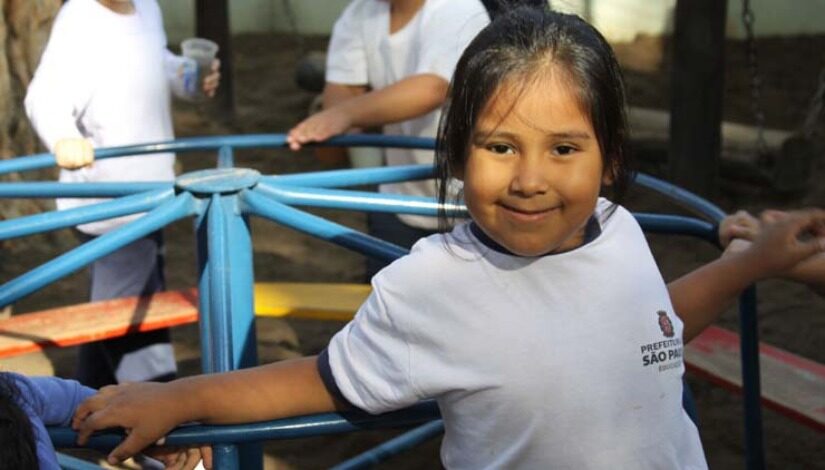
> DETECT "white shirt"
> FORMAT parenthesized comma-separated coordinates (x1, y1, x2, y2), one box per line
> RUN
(25, 0, 185, 234)
(327, 200, 708, 469)
(326, 0, 489, 229)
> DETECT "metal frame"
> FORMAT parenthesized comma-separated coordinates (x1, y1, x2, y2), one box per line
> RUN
(0, 134, 763, 470)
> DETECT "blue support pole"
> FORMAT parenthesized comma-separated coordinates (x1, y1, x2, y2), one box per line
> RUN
(633, 212, 719, 245)
(194, 205, 215, 374)
(633, 173, 727, 222)
(0, 193, 195, 307)
(205, 193, 261, 470)
(331, 420, 445, 470)
(256, 182, 464, 217)
(243, 189, 407, 263)
(0, 189, 173, 241)
(739, 286, 764, 470)
(0, 182, 170, 198)
(49, 401, 442, 449)
(269, 164, 434, 189)
(204, 194, 243, 470)
(217, 145, 235, 169)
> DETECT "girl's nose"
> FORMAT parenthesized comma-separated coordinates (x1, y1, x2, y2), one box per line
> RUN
(510, 156, 549, 196)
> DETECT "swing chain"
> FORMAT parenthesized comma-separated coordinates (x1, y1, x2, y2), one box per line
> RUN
(741, 0, 769, 158)
(801, 66, 825, 138)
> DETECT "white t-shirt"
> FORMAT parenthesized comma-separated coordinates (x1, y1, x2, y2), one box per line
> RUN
(326, 0, 489, 229)
(326, 200, 708, 469)
(25, 0, 185, 235)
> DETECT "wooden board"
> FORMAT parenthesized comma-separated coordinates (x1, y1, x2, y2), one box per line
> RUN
(685, 326, 825, 431)
(0, 283, 368, 360)
(0, 288, 199, 359)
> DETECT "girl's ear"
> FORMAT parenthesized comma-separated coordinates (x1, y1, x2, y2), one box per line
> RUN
(601, 162, 616, 186)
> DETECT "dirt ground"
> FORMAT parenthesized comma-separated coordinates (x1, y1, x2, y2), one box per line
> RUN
(2, 31, 824, 469)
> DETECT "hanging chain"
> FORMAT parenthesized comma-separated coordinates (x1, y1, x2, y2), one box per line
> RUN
(801, 65, 825, 138)
(741, 0, 769, 156)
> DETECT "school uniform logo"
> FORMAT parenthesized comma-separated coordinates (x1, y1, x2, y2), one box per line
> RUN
(657, 310, 675, 338)
(640, 310, 682, 371)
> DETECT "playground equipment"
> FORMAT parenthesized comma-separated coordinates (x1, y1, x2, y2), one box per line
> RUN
(0, 134, 821, 470)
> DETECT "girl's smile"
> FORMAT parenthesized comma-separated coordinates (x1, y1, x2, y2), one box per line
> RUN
(460, 70, 611, 257)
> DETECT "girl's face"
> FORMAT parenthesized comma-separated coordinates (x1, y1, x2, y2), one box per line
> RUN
(460, 71, 609, 257)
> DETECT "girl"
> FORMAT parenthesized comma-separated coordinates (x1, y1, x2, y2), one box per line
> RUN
(73, 7, 825, 469)
(25, 0, 220, 389)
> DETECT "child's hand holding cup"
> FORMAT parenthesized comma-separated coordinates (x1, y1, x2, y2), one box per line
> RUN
(181, 37, 220, 101)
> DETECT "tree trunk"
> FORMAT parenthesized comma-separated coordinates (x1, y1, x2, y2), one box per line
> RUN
(0, 0, 61, 240)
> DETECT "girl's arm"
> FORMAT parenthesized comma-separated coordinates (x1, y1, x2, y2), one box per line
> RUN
(670, 209, 825, 342)
(73, 356, 338, 465)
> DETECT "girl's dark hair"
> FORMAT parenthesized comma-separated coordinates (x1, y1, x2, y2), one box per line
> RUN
(436, 5, 634, 227)
(0, 374, 39, 469)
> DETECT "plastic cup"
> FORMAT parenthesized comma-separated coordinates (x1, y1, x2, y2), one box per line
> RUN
(181, 38, 219, 100)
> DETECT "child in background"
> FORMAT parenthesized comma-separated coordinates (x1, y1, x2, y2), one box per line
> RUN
(287, 0, 490, 278)
(721, 209, 825, 296)
(73, 8, 825, 469)
(0, 372, 208, 470)
(24, 0, 219, 389)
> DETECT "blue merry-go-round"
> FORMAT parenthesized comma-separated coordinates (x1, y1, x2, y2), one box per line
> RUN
(0, 134, 819, 470)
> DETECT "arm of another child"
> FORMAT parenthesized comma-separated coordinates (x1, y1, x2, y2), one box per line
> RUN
(668, 208, 825, 342)
(73, 356, 339, 466)
(286, 74, 448, 151)
(721, 209, 825, 297)
(311, 82, 369, 165)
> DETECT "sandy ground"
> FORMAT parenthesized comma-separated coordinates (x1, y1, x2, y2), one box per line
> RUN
(2, 32, 824, 469)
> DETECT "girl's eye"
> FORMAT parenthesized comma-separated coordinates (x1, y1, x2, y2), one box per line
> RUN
(486, 143, 515, 155)
(554, 144, 577, 156)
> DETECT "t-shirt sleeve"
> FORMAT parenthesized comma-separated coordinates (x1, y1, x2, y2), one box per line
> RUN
(415, 0, 490, 81)
(25, 376, 96, 426)
(325, 2, 368, 85)
(325, 285, 421, 414)
(24, 6, 95, 150)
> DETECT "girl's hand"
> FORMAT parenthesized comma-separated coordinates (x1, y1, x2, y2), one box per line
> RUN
(145, 444, 213, 470)
(738, 208, 825, 279)
(72, 382, 192, 465)
(203, 59, 221, 98)
(54, 138, 94, 169)
(286, 107, 353, 151)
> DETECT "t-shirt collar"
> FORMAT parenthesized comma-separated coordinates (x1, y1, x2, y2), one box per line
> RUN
(469, 215, 602, 257)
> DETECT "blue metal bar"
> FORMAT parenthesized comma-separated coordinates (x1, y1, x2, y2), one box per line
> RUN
(331, 420, 445, 470)
(267, 164, 434, 188)
(0, 134, 433, 176)
(256, 181, 465, 216)
(49, 401, 441, 449)
(0, 193, 195, 307)
(633, 173, 727, 223)
(194, 206, 215, 374)
(242, 189, 407, 263)
(56, 452, 104, 470)
(633, 213, 718, 245)
(206, 193, 261, 470)
(0, 182, 171, 198)
(217, 145, 235, 169)
(206, 194, 234, 373)
(739, 286, 764, 470)
(0, 189, 173, 241)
